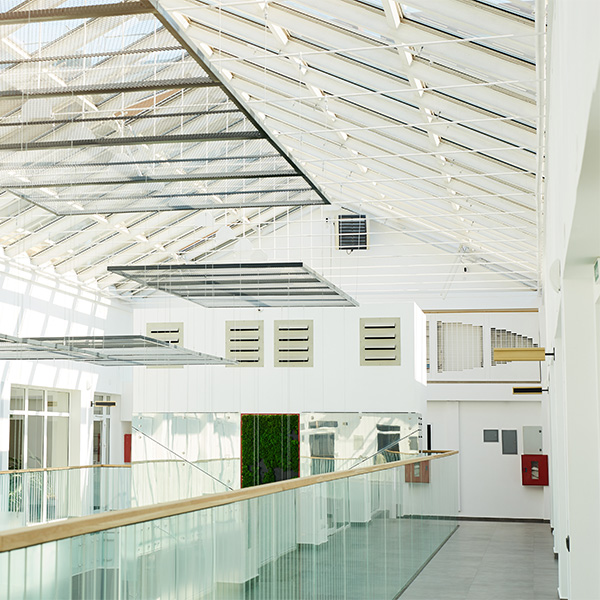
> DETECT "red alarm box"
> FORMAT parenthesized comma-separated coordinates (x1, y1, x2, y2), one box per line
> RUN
(124, 433, 132, 463)
(521, 454, 548, 486)
(405, 460, 430, 483)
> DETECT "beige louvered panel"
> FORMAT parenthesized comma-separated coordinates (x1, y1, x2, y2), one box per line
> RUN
(274, 320, 313, 367)
(226, 321, 264, 367)
(360, 318, 401, 366)
(146, 322, 184, 369)
(146, 322, 184, 345)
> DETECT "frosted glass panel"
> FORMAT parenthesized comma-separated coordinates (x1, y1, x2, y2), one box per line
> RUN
(27, 415, 44, 469)
(47, 417, 69, 468)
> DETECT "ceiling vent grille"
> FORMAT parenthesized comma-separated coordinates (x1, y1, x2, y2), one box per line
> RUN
(146, 322, 183, 345)
(437, 321, 483, 372)
(491, 328, 537, 366)
(360, 318, 401, 366)
(226, 320, 264, 367)
(337, 214, 368, 250)
(274, 320, 313, 367)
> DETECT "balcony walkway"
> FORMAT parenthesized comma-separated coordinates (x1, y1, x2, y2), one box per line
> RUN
(401, 520, 558, 600)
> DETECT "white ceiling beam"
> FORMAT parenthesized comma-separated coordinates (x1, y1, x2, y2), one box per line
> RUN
(281, 0, 536, 88)
(183, 27, 537, 165)
(184, 12, 538, 132)
(399, 0, 535, 53)
(232, 73, 535, 196)
(184, 0, 536, 92)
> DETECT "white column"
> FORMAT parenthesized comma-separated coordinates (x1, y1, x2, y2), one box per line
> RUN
(561, 274, 600, 599)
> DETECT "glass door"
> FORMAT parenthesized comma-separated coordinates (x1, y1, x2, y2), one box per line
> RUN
(92, 398, 111, 465)
(93, 396, 111, 511)
(8, 386, 70, 523)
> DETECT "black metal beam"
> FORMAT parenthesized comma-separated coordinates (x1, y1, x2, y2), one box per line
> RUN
(0, 46, 182, 66)
(0, 109, 241, 128)
(0, 1, 155, 25)
(0, 77, 217, 99)
(9, 171, 301, 188)
(109, 262, 305, 272)
(23, 188, 312, 201)
(0, 153, 280, 169)
(149, 0, 331, 206)
(0, 130, 263, 151)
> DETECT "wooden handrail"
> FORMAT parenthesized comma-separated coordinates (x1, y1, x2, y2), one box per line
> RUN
(0, 464, 131, 475)
(0, 457, 240, 475)
(0, 450, 457, 553)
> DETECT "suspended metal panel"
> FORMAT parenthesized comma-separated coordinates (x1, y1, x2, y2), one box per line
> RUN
(107, 262, 359, 307)
(0, 334, 233, 365)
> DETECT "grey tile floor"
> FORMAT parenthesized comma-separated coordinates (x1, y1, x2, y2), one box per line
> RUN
(217, 516, 458, 600)
(400, 521, 559, 600)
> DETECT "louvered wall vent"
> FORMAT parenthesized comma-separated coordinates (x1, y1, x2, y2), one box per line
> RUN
(146, 322, 185, 368)
(491, 328, 537, 366)
(274, 320, 313, 367)
(225, 320, 264, 367)
(337, 214, 368, 250)
(360, 318, 401, 366)
(146, 322, 184, 345)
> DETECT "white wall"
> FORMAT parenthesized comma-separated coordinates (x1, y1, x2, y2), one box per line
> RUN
(543, 0, 600, 597)
(0, 256, 133, 470)
(423, 309, 548, 520)
(428, 399, 549, 519)
(132, 300, 426, 416)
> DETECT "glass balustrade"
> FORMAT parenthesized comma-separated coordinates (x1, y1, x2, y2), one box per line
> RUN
(0, 466, 132, 530)
(0, 452, 458, 599)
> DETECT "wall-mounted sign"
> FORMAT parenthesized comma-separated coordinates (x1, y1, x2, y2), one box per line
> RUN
(94, 400, 116, 407)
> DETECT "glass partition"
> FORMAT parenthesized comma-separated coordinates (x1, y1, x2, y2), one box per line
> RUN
(0, 453, 459, 599)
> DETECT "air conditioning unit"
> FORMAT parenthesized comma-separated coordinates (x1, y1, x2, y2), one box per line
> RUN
(337, 214, 368, 250)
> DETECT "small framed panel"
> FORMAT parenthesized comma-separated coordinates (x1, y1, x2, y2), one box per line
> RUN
(483, 429, 499, 443)
(501, 430, 518, 455)
(523, 426, 543, 454)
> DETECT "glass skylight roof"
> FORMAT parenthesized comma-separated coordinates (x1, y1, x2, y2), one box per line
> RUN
(0, 2, 327, 215)
(0, 0, 544, 297)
